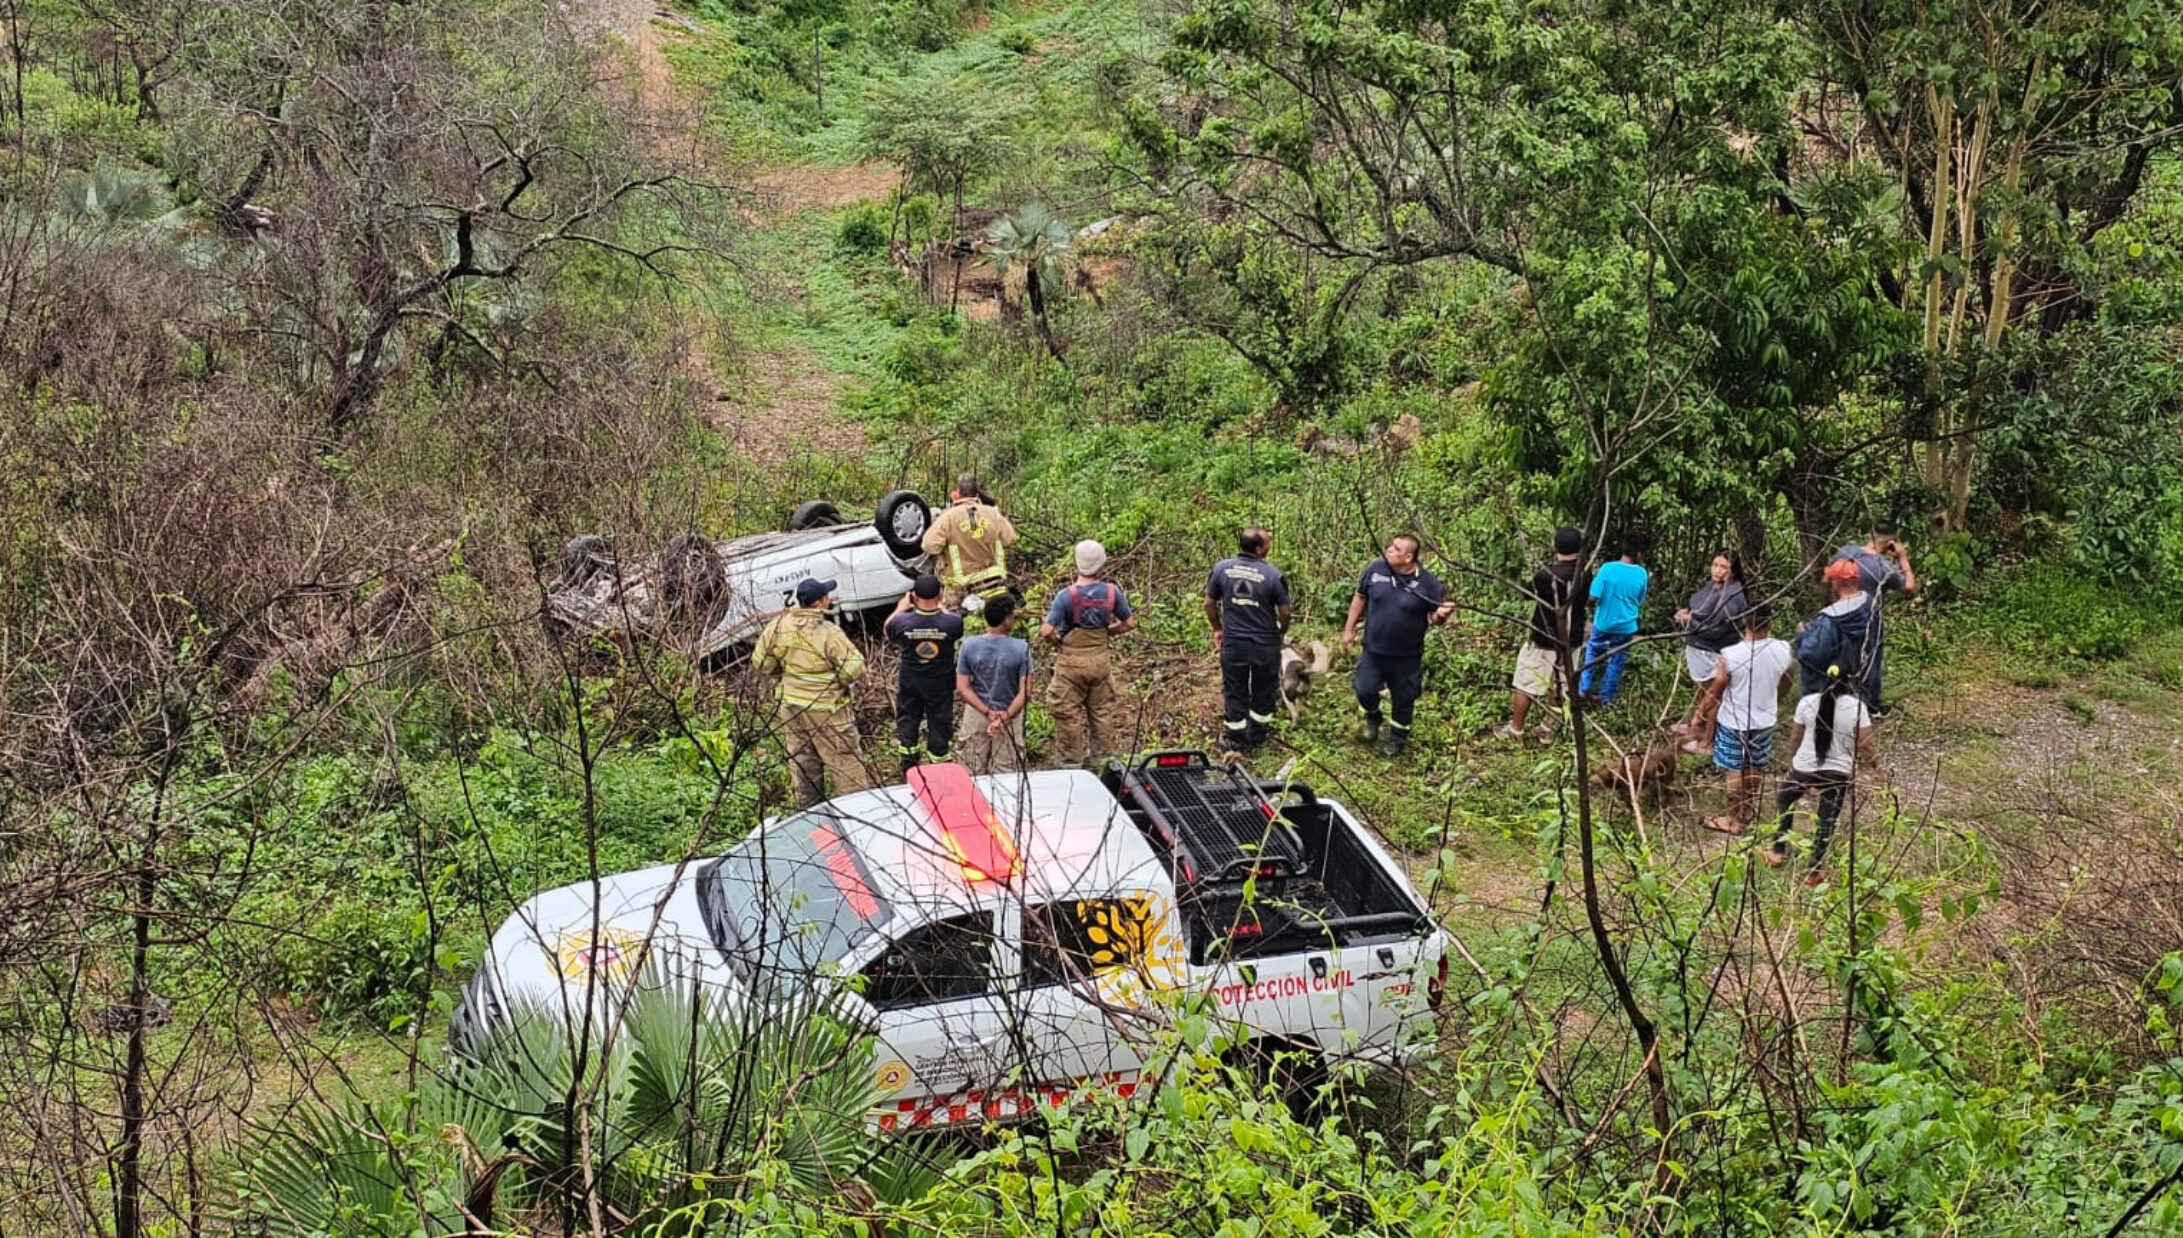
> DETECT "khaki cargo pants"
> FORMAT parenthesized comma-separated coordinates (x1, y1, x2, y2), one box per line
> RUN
(1046, 636, 1120, 768)
(954, 708, 1027, 775)
(781, 704, 870, 806)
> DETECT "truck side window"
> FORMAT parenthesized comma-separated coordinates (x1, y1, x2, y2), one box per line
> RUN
(1022, 899, 1150, 987)
(860, 912, 995, 1010)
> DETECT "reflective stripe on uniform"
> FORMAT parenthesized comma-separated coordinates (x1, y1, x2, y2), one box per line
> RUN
(943, 505, 1008, 587)
(1248, 711, 1276, 725)
(756, 610, 862, 709)
(1223, 718, 1249, 731)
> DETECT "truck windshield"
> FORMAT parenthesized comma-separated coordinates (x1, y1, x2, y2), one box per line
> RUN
(700, 811, 895, 984)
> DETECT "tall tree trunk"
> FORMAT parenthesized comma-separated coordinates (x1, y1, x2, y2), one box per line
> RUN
(1027, 271, 1061, 359)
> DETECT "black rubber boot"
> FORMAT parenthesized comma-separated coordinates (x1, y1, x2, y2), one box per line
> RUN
(1378, 727, 1409, 758)
(1356, 715, 1382, 745)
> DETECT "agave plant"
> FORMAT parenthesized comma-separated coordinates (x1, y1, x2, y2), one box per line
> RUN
(56, 158, 193, 229)
(237, 967, 929, 1235)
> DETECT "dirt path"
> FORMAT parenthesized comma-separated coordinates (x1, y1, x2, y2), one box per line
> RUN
(751, 163, 900, 214)
(588, 0, 683, 114)
(585, 0, 887, 464)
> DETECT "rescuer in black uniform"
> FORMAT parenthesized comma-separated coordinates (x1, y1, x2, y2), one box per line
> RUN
(885, 572, 967, 776)
(1204, 526, 1293, 751)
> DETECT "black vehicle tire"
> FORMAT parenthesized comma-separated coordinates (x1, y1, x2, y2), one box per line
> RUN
(559, 534, 614, 588)
(659, 532, 726, 628)
(1221, 1037, 1331, 1121)
(788, 499, 844, 531)
(875, 490, 931, 560)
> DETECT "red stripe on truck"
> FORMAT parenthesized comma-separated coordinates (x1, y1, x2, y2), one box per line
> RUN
(907, 763, 1021, 884)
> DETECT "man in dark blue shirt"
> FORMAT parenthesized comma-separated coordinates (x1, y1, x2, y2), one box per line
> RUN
(884, 573, 966, 777)
(1204, 526, 1293, 751)
(1341, 533, 1455, 757)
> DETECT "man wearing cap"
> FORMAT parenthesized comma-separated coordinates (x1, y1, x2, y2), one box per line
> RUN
(885, 572, 966, 777)
(1204, 526, 1292, 751)
(921, 473, 1019, 611)
(1830, 521, 1918, 712)
(1038, 540, 1137, 767)
(1499, 526, 1589, 740)
(1795, 559, 1874, 700)
(752, 577, 869, 806)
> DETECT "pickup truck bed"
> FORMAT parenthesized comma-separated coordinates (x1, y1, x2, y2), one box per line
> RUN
(1104, 754, 1432, 964)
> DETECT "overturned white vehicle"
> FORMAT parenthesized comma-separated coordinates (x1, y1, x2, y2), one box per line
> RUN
(547, 491, 932, 661)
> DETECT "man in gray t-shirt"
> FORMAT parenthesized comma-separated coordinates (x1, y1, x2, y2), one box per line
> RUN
(1830, 520, 1919, 711)
(954, 595, 1032, 774)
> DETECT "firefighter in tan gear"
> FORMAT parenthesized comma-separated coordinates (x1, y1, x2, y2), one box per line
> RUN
(921, 473, 1018, 610)
(753, 577, 870, 806)
(1037, 540, 1137, 767)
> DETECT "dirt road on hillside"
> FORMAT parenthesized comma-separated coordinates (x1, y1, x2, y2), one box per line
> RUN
(582, 0, 885, 461)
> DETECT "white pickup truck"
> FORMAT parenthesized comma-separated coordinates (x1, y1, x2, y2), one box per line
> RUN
(453, 752, 1450, 1127)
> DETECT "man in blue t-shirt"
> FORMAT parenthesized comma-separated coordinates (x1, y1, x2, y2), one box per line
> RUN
(955, 595, 1032, 775)
(1579, 532, 1651, 707)
(884, 572, 966, 777)
(1037, 540, 1137, 767)
(1340, 533, 1455, 757)
(1204, 526, 1293, 752)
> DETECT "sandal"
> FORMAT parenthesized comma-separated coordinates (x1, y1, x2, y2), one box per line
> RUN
(1759, 849, 1786, 868)
(1702, 817, 1746, 837)
(1679, 739, 1710, 755)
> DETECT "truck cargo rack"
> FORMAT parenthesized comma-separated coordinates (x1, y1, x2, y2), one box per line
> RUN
(1111, 752, 1305, 887)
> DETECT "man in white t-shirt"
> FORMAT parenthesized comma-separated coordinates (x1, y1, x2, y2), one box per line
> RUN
(1768, 670, 1879, 885)
(1699, 604, 1795, 836)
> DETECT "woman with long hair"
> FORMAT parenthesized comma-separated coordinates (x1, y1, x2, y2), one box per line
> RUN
(1672, 550, 1748, 753)
(1768, 663, 1878, 885)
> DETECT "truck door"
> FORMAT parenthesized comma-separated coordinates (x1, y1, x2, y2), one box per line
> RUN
(1008, 895, 1184, 1089)
(859, 910, 1007, 1104)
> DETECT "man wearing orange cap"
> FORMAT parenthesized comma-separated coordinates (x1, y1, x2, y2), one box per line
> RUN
(1794, 559, 1874, 700)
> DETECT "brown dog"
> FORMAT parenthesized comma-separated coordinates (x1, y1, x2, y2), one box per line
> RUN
(1590, 741, 1682, 801)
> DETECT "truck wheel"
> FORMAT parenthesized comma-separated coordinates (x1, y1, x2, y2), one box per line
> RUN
(788, 499, 843, 531)
(875, 490, 931, 560)
(659, 532, 726, 627)
(559, 534, 613, 588)
(1223, 1038, 1329, 1120)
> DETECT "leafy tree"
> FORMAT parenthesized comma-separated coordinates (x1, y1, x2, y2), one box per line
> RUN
(861, 74, 1024, 232)
(1790, 0, 2183, 532)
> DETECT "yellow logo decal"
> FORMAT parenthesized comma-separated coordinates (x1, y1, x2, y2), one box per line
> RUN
(875, 1060, 913, 1093)
(555, 928, 646, 980)
(1084, 896, 1187, 1006)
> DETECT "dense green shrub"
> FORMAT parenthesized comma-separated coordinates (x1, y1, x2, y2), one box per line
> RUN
(228, 728, 754, 1027)
(1966, 562, 2161, 663)
(836, 201, 890, 253)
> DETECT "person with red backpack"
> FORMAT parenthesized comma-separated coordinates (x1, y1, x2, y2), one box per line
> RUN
(1038, 540, 1138, 767)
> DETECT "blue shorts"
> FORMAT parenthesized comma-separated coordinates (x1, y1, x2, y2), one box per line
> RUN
(1713, 726, 1773, 773)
